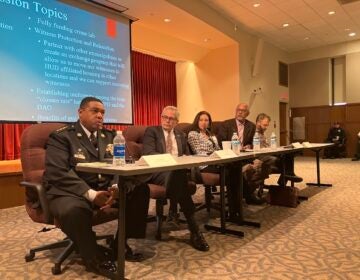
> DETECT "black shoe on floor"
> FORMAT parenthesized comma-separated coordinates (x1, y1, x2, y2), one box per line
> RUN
(228, 212, 242, 224)
(85, 258, 117, 279)
(125, 244, 144, 262)
(245, 193, 266, 205)
(284, 174, 303, 183)
(111, 242, 144, 262)
(190, 231, 209, 251)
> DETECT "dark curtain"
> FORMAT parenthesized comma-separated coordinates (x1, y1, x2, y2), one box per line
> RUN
(0, 51, 176, 160)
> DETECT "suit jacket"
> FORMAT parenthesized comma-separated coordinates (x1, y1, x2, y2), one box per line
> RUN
(142, 126, 189, 156)
(44, 120, 116, 198)
(218, 118, 256, 147)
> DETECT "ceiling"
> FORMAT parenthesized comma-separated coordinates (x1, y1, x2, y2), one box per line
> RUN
(114, 0, 235, 50)
(113, 0, 360, 53)
(203, 0, 360, 52)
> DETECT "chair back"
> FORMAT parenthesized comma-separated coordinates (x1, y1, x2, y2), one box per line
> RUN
(123, 125, 147, 160)
(20, 123, 64, 224)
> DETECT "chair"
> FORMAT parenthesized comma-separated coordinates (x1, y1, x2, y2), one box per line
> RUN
(20, 123, 118, 275)
(123, 125, 196, 240)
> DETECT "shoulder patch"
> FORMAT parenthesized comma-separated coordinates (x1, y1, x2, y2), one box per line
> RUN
(54, 124, 74, 134)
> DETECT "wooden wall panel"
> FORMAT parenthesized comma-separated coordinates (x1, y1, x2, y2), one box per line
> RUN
(291, 104, 360, 157)
(346, 104, 360, 123)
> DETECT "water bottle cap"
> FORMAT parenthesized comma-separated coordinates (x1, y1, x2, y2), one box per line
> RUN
(116, 130, 122, 135)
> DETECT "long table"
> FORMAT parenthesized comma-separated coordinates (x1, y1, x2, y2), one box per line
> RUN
(76, 143, 330, 280)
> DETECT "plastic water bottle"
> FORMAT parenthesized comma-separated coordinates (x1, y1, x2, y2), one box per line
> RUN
(253, 132, 260, 151)
(113, 131, 126, 166)
(231, 132, 240, 154)
(270, 132, 277, 149)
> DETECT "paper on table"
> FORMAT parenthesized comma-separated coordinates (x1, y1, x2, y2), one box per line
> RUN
(211, 149, 237, 159)
(137, 154, 177, 167)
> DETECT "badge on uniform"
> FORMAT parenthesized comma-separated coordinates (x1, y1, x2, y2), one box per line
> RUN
(106, 144, 114, 155)
(77, 133, 82, 138)
(101, 133, 106, 138)
(74, 148, 86, 160)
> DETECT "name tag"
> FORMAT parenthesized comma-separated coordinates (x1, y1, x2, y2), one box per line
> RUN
(137, 154, 177, 167)
(211, 149, 237, 159)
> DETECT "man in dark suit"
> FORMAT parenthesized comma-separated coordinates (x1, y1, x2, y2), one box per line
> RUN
(43, 97, 149, 278)
(324, 122, 346, 158)
(217, 103, 263, 209)
(142, 106, 209, 252)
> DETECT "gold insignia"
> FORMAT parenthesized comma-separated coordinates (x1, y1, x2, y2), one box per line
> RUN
(106, 144, 114, 155)
(55, 125, 68, 133)
(77, 133, 82, 138)
(74, 149, 85, 160)
(101, 133, 105, 138)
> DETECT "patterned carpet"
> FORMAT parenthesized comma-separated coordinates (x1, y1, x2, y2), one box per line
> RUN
(0, 157, 359, 280)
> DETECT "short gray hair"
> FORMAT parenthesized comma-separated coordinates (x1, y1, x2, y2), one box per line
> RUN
(162, 106, 180, 120)
(256, 113, 271, 123)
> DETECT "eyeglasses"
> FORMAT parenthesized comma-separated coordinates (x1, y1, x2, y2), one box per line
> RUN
(161, 115, 177, 122)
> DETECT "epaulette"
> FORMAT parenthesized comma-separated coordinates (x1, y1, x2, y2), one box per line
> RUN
(54, 124, 75, 134)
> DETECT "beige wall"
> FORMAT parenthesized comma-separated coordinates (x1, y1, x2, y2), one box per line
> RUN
(167, 0, 290, 138)
(176, 44, 239, 123)
(346, 52, 360, 103)
(289, 58, 331, 107)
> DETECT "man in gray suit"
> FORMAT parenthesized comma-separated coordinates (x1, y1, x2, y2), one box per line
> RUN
(142, 106, 209, 252)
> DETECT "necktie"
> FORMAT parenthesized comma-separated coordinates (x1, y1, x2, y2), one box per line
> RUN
(89, 132, 97, 149)
(166, 132, 173, 154)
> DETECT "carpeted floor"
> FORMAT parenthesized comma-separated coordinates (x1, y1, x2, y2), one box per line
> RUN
(0, 157, 359, 279)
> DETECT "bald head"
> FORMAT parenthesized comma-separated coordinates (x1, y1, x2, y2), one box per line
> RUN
(235, 103, 250, 121)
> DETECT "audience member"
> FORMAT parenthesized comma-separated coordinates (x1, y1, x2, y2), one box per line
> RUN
(351, 131, 360, 161)
(43, 97, 150, 278)
(324, 122, 346, 158)
(142, 106, 209, 252)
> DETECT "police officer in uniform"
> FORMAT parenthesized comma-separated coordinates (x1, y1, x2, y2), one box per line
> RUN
(43, 96, 149, 278)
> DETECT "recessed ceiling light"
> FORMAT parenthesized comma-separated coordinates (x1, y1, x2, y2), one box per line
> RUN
(164, 18, 171, 23)
(282, 23, 289, 27)
(253, 3, 260, 7)
(203, 38, 211, 43)
(328, 11, 336, 15)
(349, 32, 356, 37)
(344, 28, 351, 31)
(304, 37, 309, 40)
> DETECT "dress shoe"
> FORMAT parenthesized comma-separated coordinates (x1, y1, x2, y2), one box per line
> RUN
(277, 175, 303, 186)
(125, 244, 144, 262)
(85, 258, 117, 279)
(352, 157, 359, 161)
(284, 175, 303, 183)
(111, 242, 144, 262)
(190, 231, 209, 251)
(245, 193, 266, 205)
(228, 213, 243, 224)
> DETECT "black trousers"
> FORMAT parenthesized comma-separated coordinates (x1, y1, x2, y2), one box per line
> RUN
(48, 182, 149, 262)
(144, 169, 195, 216)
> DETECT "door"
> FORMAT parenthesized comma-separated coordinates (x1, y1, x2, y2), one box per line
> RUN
(279, 102, 288, 145)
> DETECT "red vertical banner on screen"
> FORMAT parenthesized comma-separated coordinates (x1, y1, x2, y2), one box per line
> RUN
(106, 19, 117, 38)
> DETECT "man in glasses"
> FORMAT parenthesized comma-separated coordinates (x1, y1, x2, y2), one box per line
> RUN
(44, 96, 149, 278)
(142, 106, 210, 252)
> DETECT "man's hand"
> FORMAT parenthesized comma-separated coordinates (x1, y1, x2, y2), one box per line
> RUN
(93, 190, 111, 208)
(100, 185, 119, 210)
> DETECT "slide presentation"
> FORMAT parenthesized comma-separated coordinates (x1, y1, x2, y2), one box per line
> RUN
(0, 0, 133, 124)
